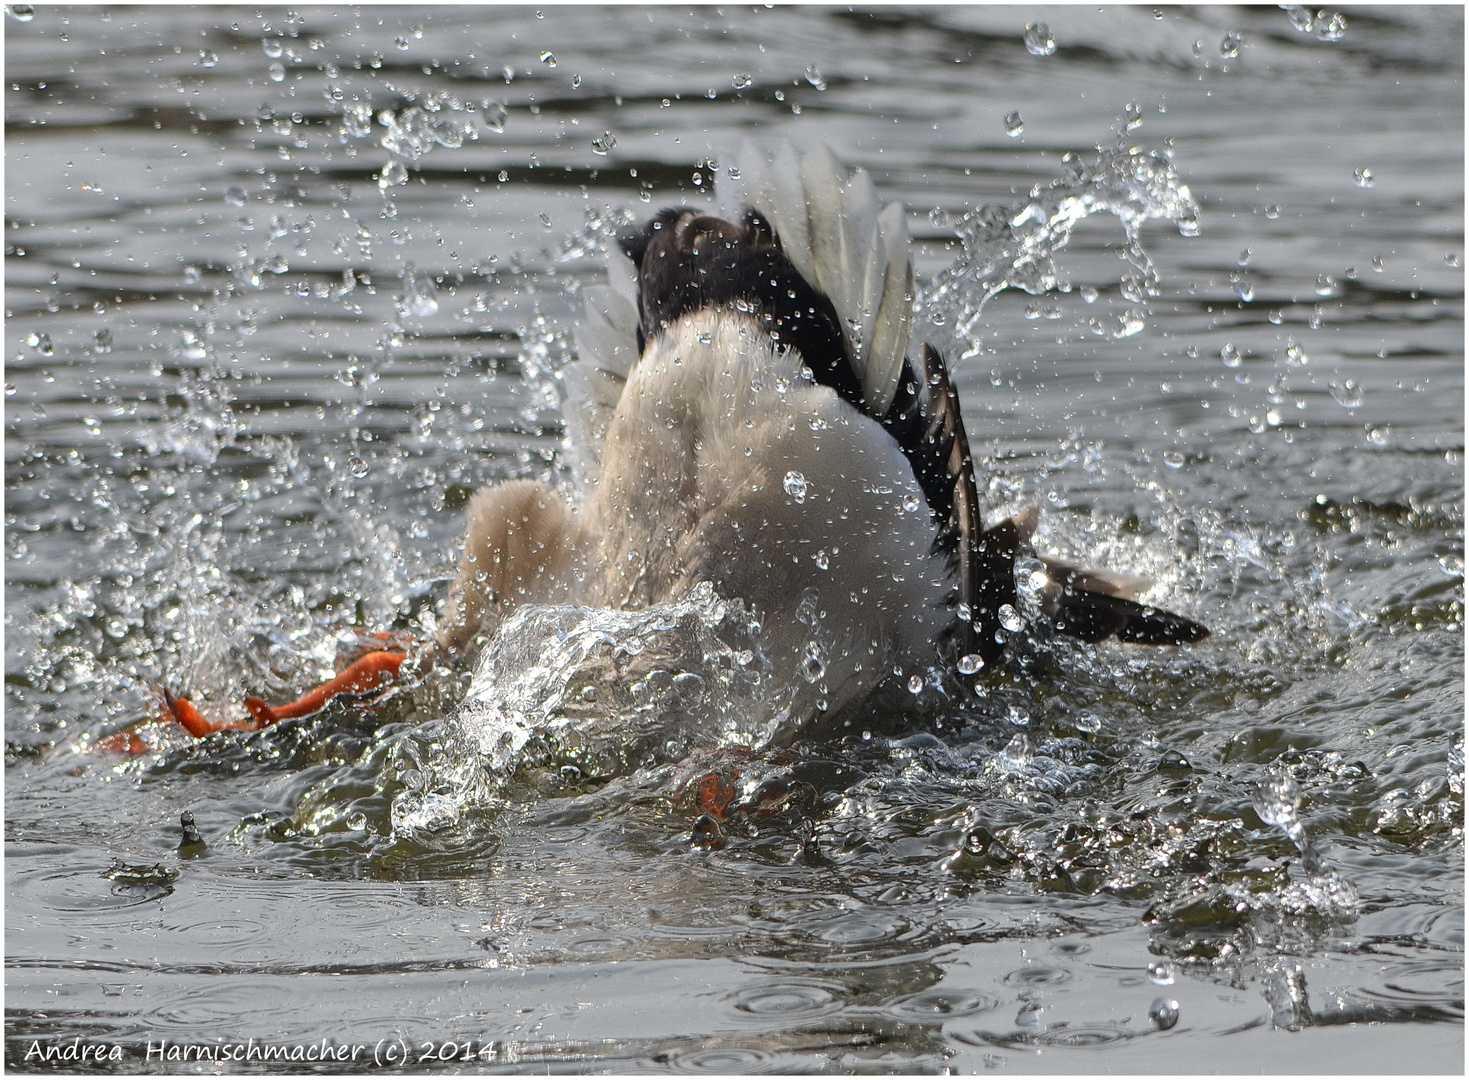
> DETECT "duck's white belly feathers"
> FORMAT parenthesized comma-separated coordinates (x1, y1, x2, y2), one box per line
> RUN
(579, 311, 949, 717)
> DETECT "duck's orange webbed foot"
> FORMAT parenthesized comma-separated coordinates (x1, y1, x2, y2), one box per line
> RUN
(241, 648, 407, 729)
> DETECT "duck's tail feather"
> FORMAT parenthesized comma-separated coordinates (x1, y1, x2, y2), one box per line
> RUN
(1049, 585, 1212, 645)
(730, 142, 914, 418)
(566, 245, 640, 483)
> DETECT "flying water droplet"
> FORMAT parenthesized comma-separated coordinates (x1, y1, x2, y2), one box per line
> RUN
(957, 653, 984, 676)
(1353, 166, 1374, 189)
(93, 329, 113, 354)
(1328, 379, 1363, 409)
(6, 5, 36, 22)
(998, 604, 1024, 632)
(783, 470, 807, 504)
(268, 62, 285, 83)
(805, 64, 826, 91)
(591, 131, 616, 155)
(901, 493, 921, 514)
(1314, 274, 1339, 297)
(1149, 997, 1180, 1030)
(1148, 960, 1175, 986)
(1125, 102, 1143, 131)
(539, 51, 556, 67)
(1283, 5, 1313, 33)
(225, 185, 247, 206)
(379, 160, 408, 188)
(1219, 31, 1242, 59)
(262, 39, 284, 59)
(813, 550, 830, 570)
(907, 674, 925, 695)
(1230, 272, 1254, 302)
(731, 72, 752, 89)
(1314, 9, 1346, 41)
(997, 732, 1031, 771)
(1023, 22, 1056, 56)
(1163, 450, 1185, 469)
(347, 455, 371, 478)
(1004, 111, 1024, 137)
(1285, 342, 1308, 367)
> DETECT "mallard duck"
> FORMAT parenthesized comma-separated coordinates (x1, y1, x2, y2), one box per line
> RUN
(429, 144, 1207, 734)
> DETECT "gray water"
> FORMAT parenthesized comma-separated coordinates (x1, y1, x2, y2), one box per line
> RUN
(5, 5, 1463, 1074)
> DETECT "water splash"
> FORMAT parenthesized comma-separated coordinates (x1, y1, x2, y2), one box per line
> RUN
(447, 583, 790, 784)
(922, 140, 1200, 345)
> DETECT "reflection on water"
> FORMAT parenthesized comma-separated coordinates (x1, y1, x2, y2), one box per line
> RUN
(5, 4, 1463, 1073)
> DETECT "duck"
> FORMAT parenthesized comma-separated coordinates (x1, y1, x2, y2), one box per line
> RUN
(113, 143, 1205, 754)
(425, 143, 1207, 739)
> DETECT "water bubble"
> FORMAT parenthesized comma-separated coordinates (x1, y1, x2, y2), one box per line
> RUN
(998, 604, 1024, 632)
(379, 160, 408, 188)
(347, 455, 371, 478)
(1004, 111, 1024, 137)
(731, 72, 752, 89)
(1219, 31, 1242, 59)
(783, 470, 808, 504)
(1023, 22, 1056, 56)
(1328, 378, 1363, 409)
(805, 64, 826, 90)
(6, 5, 36, 21)
(1148, 961, 1176, 986)
(957, 653, 985, 676)
(1283, 5, 1313, 32)
(1353, 166, 1374, 189)
(1314, 9, 1346, 41)
(591, 131, 616, 155)
(1149, 997, 1180, 1030)
(1220, 343, 1242, 368)
(539, 51, 556, 67)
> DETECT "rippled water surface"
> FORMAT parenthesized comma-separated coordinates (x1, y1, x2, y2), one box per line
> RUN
(6, 5, 1463, 1073)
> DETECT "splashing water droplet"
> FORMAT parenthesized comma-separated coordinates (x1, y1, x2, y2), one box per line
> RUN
(225, 185, 247, 207)
(7, 5, 36, 22)
(1219, 31, 1242, 59)
(1163, 450, 1185, 469)
(1023, 22, 1056, 56)
(957, 653, 985, 676)
(268, 62, 285, 83)
(929, 207, 952, 229)
(539, 51, 556, 67)
(591, 131, 616, 156)
(347, 812, 368, 831)
(1230, 272, 1254, 302)
(998, 732, 1031, 770)
(1148, 960, 1175, 985)
(1004, 111, 1024, 137)
(94, 329, 113, 354)
(998, 604, 1024, 633)
(783, 470, 808, 504)
(1328, 379, 1363, 409)
(731, 72, 752, 90)
(1314, 274, 1339, 297)
(1314, 9, 1347, 41)
(1125, 102, 1143, 131)
(1283, 5, 1313, 33)
(805, 64, 826, 90)
(347, 455, 371, 478)
(907, 674, 924, 695)
(1149, 997, 1180, 1030)
(813, 550, 830, 570)
(379, 160, 408, 188)
(1353, 166, 1374, 189)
